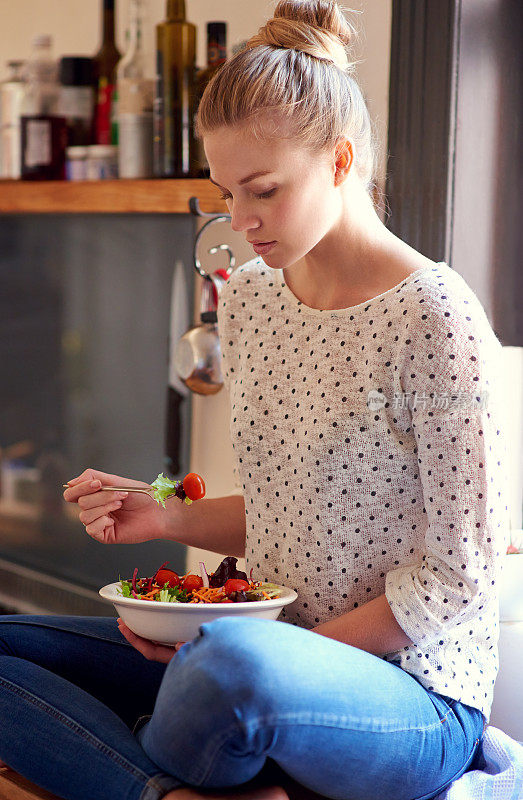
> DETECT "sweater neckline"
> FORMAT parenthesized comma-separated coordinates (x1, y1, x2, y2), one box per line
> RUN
(275, 262, 448, 316)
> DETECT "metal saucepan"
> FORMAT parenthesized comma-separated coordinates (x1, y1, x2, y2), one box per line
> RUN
(174, 198, 236, 395)
(174, 272, 226, 394)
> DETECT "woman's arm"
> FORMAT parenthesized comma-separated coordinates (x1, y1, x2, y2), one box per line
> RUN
(312, 593, 412, 656)
(64, 470, 245, 554)
(383, 298, 508, 650)
(164, 494, 246, 557)
(315, 295, 509, 659)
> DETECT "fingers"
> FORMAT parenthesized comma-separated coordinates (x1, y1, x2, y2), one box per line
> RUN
(85, 516, 115, 542)
(78, 499, 123, 526)
(63, 477, 128, 509)
(63, 477, 102, 503)
(64, 469, 93, 487)
(63, 471, 132, 544)
(78, 490, 128, 510)
(64, 468, 107, 487)
(116, 619, 177, 663)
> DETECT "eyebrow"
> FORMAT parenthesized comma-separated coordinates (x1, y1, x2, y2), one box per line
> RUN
(209, 170, 273, 189)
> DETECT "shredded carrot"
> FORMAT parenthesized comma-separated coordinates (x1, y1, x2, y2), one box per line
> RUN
(261, 591, 272, 600)
(142, 588, 160, 600)
(189, 586, 226, 604)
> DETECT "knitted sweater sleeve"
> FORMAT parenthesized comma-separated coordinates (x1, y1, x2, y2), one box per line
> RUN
(384, 292, 509, 648)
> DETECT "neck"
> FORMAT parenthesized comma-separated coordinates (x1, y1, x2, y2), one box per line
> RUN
(283, 174, 433, 310)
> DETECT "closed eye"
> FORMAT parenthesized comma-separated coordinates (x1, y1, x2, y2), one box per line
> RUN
(219, 189, 277, 201)
(254, 188, 277, 199)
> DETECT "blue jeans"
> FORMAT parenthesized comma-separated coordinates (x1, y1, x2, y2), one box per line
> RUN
(0, 614, 485, 800)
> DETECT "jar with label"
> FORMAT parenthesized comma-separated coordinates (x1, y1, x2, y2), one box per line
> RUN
(85, 143, 118, 179)
(21, 35, 67, 180)
(58, 57, 95, 146)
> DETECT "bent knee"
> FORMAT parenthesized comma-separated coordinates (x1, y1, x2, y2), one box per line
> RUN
(182, 617, 285, 693)
(198, 617, 280, 665)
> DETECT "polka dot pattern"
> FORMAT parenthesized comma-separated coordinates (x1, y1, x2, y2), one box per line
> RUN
(217, 258, 509, 720)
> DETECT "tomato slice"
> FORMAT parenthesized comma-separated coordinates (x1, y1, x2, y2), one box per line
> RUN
(223, 578, 250, 595)
(182, 473, 206, 501)
(182, 574, 203, 593)
(155, 569, 180, 588)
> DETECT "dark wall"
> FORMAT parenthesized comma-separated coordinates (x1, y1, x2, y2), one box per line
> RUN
(0, 213, 194, 596)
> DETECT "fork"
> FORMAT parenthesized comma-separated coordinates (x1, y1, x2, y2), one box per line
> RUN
(63, 484, 155, 497)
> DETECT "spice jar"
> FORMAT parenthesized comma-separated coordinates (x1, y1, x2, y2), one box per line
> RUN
(85, 144, 118, 179)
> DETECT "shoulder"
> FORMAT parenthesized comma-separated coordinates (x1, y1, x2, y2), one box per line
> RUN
(398, 263, 503, 387)
(218, 257, 276, 323)
(221, 257, 271, 295)
(401, 263, 499, 346)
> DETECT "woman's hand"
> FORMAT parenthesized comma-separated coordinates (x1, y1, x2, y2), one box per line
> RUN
(117, 618, 186, 663)
(63, 468, 167, 545)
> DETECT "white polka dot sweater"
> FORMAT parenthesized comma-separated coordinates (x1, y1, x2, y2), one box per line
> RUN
(218, 258, 509, 720)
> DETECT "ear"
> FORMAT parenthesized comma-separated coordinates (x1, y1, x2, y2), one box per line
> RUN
(334, 139, 354, 186)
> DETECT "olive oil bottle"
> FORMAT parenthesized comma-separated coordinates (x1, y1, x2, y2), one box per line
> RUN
(154, 0, 197, 177)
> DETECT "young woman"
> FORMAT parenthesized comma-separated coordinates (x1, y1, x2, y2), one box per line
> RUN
(0, 2, 509, 799)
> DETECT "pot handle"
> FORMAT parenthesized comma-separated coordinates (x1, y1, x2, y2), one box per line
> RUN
(200, 272, 227, 323)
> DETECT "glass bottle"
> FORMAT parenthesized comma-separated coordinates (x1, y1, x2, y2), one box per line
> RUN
(58, 57, 95, 146)
(154, 0, 197, 178)
(0, 60, 26, 178)
(195, 22, 227, 177)
(117, 0, 154, 178)
(20, 35, 67, 180)
(93, 0, 121, 145)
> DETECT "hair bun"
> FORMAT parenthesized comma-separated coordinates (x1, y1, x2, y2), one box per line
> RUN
(247, 0, 357, 71)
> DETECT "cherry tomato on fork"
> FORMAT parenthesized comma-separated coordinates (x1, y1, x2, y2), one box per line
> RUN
(155, 569, 180, 588)
(182, 473, 206, 501)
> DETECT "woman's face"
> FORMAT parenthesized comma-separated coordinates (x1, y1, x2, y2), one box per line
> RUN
(203, 122, 344, 270)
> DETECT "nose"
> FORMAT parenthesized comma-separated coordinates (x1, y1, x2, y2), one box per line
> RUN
(229, 199, 260, 234)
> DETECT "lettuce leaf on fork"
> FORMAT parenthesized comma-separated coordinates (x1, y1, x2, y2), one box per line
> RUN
(150, 473, 180, 508)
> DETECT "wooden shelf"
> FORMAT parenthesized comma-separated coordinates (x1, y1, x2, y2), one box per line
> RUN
(0, 178, 227, 214)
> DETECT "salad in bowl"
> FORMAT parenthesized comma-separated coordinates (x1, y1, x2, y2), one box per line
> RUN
(99, 556, 297, 644)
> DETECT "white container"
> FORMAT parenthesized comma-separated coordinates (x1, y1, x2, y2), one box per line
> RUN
(65, 145, 88, 180)
(499, 550, 523, 622)
(99, 581, 298, 644)
(118, 112, 153, 178)
(490, 620, 523, 739)
(86, 144, 118, 179)
(490, 549, 523, 739)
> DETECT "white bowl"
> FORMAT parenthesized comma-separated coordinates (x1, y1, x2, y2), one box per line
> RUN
(99, 581, 298, 644)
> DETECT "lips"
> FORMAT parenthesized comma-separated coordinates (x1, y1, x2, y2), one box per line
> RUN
(249, 240, 277, 255)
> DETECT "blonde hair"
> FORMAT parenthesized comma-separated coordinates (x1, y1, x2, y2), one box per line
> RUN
(196, 0, 377, 193)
